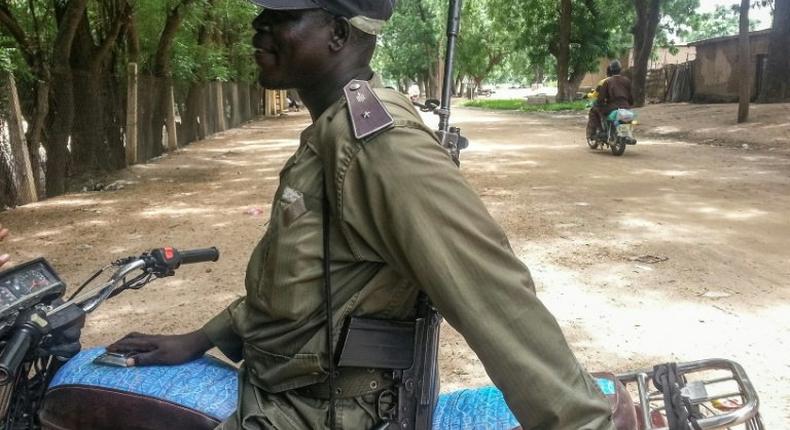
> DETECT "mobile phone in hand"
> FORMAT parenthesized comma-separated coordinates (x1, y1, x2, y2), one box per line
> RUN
(93, 352, 135, 368)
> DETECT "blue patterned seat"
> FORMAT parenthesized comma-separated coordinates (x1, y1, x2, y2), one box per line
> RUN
(49, 348, 238, 421)
(50, 348, 615, 428)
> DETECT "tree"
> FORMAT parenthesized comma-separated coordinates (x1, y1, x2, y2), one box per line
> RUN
(492, 0, 623, 100)
(630, 0, 699, 106)
(631, 0, 662, 107)
(737, 0, 750, 122)
(375, 0, 444, 97)
(455, 0, 514, 95)
(69, 1, 133, 174)
(557, 0, 572, 101)
(685, 5, 756, 42)
(759, 0, 790, 102)
(45, 0, 91, 196)
(0, 0, 258, 198)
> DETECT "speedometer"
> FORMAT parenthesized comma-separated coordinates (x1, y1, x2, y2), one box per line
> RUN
(0, 288, 16, 307)
(0, 259, 65, 320)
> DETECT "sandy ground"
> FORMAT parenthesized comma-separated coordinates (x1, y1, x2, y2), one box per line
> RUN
(2, 105, 789, 428)
(623, 102, 790, 152)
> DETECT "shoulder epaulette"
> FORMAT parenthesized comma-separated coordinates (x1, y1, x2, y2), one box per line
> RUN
(343, 79, 394, 140)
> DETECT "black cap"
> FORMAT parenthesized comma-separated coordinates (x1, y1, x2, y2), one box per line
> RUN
(249, 0, 396, 34)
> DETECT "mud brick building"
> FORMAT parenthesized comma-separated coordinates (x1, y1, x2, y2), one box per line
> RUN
(689, 29, 773, 103)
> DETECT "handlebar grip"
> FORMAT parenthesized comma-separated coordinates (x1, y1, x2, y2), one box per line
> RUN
(179, 247, 220, 265)
(0, 326, 36, 385)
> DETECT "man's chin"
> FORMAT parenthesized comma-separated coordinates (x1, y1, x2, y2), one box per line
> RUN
(258, 74, 290, 90)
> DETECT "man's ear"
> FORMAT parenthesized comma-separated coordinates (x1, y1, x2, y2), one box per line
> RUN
(329, 16, 352, 52)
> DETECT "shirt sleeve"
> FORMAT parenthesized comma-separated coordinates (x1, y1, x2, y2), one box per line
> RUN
(599, 80, 610, 106)
(202, 298, 245, 362)
(340, 126, 613, 430)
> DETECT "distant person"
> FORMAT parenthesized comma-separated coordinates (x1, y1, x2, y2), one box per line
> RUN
(587, 60, 633, 139)
(286, 89, 302, 111)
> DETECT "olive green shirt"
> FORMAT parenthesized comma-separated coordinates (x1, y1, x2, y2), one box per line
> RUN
(203, 84, 613, 430)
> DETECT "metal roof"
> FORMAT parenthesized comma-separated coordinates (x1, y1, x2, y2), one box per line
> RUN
(688, 29, 773, 47)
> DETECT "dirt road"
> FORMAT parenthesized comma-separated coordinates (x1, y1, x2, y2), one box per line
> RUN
(3, 107, 789, 427)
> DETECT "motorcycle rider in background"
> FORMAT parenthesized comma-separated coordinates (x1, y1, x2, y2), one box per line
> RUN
(586, 60, 634, 140)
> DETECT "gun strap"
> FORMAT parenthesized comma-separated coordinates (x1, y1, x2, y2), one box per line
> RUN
(322, 180, 337, 430)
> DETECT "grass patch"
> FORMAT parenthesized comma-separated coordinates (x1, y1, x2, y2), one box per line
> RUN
(463, 99, 587, 112)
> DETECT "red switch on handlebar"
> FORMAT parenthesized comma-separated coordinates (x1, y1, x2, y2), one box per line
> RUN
(164, 247, 175, 261)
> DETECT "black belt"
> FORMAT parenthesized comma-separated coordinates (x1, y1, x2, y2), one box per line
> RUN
(296, 367, 394, 399)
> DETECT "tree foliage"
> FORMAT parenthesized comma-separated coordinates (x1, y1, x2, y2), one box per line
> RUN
(489, 0, 626, 98)
(0, 0, 258, 196)
(374, 0, 443, 95)
(455, 0, 513, 91)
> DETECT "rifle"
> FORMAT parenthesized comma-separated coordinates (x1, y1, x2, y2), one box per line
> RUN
(415, 0, 469, 166)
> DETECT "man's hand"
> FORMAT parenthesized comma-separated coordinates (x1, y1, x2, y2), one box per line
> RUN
(107, 330, 214, 367)
(0, 225, 10, 269)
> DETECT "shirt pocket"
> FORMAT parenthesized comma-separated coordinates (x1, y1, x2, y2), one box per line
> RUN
(244, 343, 326, 392)
(258, 187, 324, 321)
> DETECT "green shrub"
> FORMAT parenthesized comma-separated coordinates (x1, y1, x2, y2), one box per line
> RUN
(463, 99, 587, 112)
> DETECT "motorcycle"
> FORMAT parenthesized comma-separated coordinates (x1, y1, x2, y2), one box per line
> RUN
(588, 108, 638, 156)
(0, 248, 764, 430)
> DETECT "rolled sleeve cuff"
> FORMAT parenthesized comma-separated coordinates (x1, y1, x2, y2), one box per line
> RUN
(202, 307, 244, 363)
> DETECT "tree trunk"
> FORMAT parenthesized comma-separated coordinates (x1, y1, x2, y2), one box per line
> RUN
(557, 0, 572, 102)
(0, 145, 17, 209)
(126, 63, 139, 164)
(44, 0, 90, 196)
(566, 69, 586, 101)
(70, 71, 108, 173)
(45, 69, 75, 197)
(26, 77, 49, 197)
(148, 0, 196, 157)
(631, 0, 662, 107)
(737, 0, 750, 123)
(758, 0, 790, 102)
(534, 64, 545, 85)
(3, 73, 38, 205)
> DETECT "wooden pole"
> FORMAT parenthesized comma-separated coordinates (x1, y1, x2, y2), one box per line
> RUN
(279, 90, 287, 113)
(126, 63, 139, 165)
(215, 81, 227, 131)
(4, 74, 38, 205)
(198, 84, 209, 139)
(166, 85, 178, 151)
(230, 83, 241, 127)
(264, 89, 273, 117)
(737, 0, 751, 123)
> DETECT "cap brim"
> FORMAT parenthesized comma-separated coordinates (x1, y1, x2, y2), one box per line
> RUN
(249, 0, 318, 10)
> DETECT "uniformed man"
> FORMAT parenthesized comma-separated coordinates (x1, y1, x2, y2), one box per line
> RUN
(109, 2, 615, 429)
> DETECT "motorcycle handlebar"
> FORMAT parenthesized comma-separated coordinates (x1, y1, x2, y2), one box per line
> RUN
(179, 247, 220, 265)
(0, 325, 37, 385)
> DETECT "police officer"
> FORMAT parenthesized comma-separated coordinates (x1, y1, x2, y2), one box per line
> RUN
(109, 2, 615, 429)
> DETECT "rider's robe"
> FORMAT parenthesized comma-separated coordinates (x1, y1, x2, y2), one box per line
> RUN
(202, 78, 614, 430)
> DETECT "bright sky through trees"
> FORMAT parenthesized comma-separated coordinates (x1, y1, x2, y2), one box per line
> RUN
(699, 0, 773, 28)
